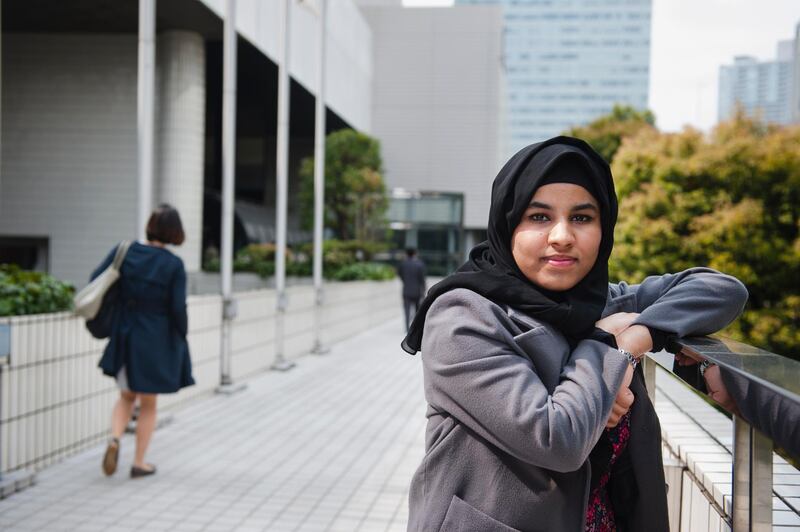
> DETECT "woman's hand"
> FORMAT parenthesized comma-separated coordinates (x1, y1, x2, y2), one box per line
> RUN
(595, 312, 640, 337)
(607, 364, 635, 428)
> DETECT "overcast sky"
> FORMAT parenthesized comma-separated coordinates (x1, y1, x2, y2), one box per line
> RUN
(651, 0, 799, 132)
(404, 0, 800, 132)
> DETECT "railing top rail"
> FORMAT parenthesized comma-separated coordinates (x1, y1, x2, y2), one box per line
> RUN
(670, 335, 800, 407)
(667, 335, 800, 457)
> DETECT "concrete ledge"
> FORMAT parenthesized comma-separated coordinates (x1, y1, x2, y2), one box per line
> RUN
(0, 469, 36, 499)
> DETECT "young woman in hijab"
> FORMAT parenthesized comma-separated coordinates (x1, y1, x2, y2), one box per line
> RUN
(403, 136, 748, 532)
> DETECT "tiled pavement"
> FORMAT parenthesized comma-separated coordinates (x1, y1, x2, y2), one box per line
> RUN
(0, 318, 427, 532)
(4, 319, 800, 531)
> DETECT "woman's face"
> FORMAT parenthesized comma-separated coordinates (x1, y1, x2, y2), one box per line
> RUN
(511, 183, 602, 292)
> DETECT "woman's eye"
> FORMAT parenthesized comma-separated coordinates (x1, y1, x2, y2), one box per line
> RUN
(572, 214, 594, 223)
(528, 213, 549, 222)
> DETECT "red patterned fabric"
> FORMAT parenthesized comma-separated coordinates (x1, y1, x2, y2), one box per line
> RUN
(585, 411, 632, 531)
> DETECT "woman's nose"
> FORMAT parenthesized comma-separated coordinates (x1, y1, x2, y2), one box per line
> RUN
(547, 220, 574, 247)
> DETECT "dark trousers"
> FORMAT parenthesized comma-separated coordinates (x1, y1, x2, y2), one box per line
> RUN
(403, 296, 421, 331)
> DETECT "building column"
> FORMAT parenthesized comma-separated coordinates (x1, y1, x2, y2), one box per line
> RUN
(272, 0, 294, 371)
(155, 31, 206, 272)
(137, 0, 156, 241)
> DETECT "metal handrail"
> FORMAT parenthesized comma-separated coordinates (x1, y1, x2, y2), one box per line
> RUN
(645, 335, 800, 532)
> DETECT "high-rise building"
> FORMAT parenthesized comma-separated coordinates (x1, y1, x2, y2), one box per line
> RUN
(718, 40, 795, 126)
(791, 22, 800, 123)
(457, 0, 652, 156)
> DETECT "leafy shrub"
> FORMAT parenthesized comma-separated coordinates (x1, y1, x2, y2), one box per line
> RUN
(0, 264, 75, 316)
(202, 240, 394, 281)
(234, 244, 276, 278)
(329, 262, 396, 282)
(203, 247, 221, 272)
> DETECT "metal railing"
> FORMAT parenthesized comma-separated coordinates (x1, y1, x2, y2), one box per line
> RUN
(644, 335, 800, 531)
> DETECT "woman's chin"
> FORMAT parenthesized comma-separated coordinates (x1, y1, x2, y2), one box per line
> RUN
(528, 273, 581, 292)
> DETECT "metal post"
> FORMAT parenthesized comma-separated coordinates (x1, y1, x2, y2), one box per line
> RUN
(732, 416, 773, 531)
(217, 0, 244, 394)
(311, 0, 329, 355)
(137, 0, 155, 241)
(750, 425, 773, 531)
(732, 416, 750, 531)
(1, 0, 3, 197)
(271, 0, 295, 371)
(643, 354, 656, 405)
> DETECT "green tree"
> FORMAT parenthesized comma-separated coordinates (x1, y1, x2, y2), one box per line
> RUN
(298, 129, 388, 241)
(565, 104, 656, 163)
(611, 110, 800, 358)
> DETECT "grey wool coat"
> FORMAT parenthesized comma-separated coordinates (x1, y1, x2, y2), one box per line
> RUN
(408, 268, 748, 532)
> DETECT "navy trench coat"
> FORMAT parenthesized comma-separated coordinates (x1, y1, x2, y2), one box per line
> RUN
(92, 242, 195, 394)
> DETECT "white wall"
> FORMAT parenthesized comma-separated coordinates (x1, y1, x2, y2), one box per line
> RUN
(363, 5, 505, 229)
(197, 0, 373, 132)
(0, 34, 140, 286)
(0, 32, 208, 285)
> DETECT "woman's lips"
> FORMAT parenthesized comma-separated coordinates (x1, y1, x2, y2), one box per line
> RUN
(543, 256, 577, 268)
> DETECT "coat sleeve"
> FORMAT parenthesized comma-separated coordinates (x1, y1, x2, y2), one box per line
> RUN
(421, 290, 630, 472)
(417, 262, 427, 296)
(170, 258, 188, 337)
(609, 268, 748, 338)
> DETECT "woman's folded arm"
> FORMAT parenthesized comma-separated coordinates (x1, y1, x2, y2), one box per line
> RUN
(610, 268, 748, 339)
(421, 289, 629, 472)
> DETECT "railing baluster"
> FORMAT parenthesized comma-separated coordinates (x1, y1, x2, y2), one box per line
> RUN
(733, 416, 773, 531)
(750, 424, 773, 532)
(732, 416, 752, 531)
(643, 354, 656, 404)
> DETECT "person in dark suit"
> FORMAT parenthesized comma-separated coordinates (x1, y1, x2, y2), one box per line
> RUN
(94, 204, 195, 479)
(397, 248, 426, 331)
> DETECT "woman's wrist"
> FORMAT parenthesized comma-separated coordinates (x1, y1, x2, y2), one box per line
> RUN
(616, 324, 653, 359)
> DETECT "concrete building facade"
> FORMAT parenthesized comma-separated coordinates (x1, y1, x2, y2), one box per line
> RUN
(793, 23, 800, 123)
(359, 3, 505, 272)
(457, 0, 652, 155)
(0, 0, 373, 287)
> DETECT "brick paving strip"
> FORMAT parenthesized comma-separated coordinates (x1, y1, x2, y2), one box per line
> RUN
(0, 318, 427, 532)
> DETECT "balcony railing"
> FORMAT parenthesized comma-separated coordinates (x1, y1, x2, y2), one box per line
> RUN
(643, 336, 800, 531)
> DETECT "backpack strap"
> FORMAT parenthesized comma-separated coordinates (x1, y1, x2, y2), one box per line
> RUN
(112, 241, 132, 271)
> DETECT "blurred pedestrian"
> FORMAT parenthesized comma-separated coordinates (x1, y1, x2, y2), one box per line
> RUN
(94, 204, 195, 479)
(397, 248, 426, 331)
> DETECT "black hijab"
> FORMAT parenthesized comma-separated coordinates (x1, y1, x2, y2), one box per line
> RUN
(401, 136, 618, 354)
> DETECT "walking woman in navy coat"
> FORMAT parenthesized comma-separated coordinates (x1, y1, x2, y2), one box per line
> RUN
(94, 204, 195, 478)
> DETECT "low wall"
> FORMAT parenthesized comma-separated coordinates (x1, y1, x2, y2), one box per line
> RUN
(0, 279, 402, 474)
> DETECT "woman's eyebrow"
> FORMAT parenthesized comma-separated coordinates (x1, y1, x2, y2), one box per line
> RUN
(527, 201, 598, 212)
